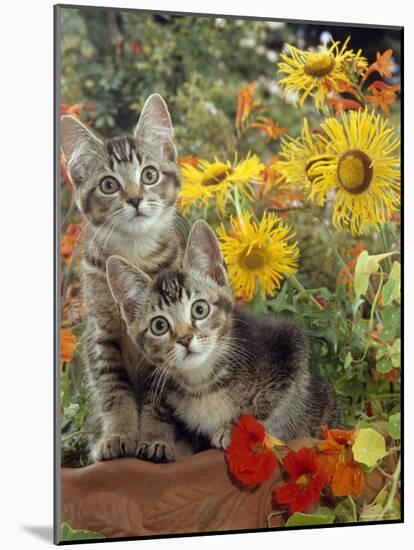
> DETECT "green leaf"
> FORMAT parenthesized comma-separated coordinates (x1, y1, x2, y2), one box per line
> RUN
(354, 251, 395, 297)
(334, 499, 355, 522)
(388, 412, 401, 440)
(382, 262, 400, 307)
(360, 490, 400, 521)
(359, 503, 383, 521)
(344, 352, 353, 369)
(354, 251, 370, 297)
(390, 339, 401, 368)
(64, 403, 80, 421)
(352, 427, 387, 467)
(382, 306, 400, 340)
(60, 522, 104, 541)
(285, 507, 335, 526)
(364, 252, 395, 275)
(376, 357, 394, 374)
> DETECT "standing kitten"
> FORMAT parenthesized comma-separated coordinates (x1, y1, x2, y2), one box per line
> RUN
(61, 94, 181, 461)
(106, 221, 342, 461)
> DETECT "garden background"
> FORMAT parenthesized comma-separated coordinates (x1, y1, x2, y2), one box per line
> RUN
(59, 6, 401, 529)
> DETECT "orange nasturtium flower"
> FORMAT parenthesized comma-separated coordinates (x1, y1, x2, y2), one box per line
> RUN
(363, 49, 394, 81)
(274, 447, 329, 514)
(226, 414, 279, 485)
(365, 81, 400, 116)
(319, 426, 365, 497)
(61, 328, 78, 363)
(235, 82, 260, 131)
(250, 117, 286, 142)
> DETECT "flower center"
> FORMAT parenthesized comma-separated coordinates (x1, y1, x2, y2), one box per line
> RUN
(241, 246, 266, 271)
(202, 165, 233, 186)
(337, 149, 373, 194)
(252, 440, 265, 454)
(296, 473, 312, 487)
(338, 445, 354, 464)
(304, 52, 335, 77)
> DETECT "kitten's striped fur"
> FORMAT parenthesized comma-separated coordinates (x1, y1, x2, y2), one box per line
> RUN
(61, 95, 181, 461)
(107, 221, 342, 462)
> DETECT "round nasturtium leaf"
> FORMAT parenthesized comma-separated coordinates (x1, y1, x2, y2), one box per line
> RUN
(388, 412, 401, 440)
(352, 427, 386, 468)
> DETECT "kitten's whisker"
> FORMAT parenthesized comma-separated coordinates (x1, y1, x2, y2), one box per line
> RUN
(149, 351, 175, 406)
(87, 208, 124, 257)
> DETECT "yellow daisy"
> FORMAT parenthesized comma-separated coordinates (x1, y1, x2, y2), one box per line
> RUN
(216, 211, 299, 300)
(277, 37, 367, 111)
(179, 154, 264, 214)
(308, 109, 400, 236)
(277, 118, 327, 192)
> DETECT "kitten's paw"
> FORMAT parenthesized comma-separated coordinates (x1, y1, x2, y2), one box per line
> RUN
(211, 426, 232, 450)
(138, 440, 175, 463)
(92, 433, 139, 461)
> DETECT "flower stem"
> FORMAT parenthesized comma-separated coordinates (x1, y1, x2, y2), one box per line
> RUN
(379, 457, 401, 520)
(289, 274, 324, 310)
(376, 465, 394, 481)
(369, 268, 384, 332)
(233, 185, 243, 218)
(348, 495, 358, 522)
(380, 224, 393, 272)
(315, 214, 352, 278)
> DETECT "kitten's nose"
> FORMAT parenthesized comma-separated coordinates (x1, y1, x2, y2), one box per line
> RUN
(177, 334, 193, 349)
(127, 196, 142, 211)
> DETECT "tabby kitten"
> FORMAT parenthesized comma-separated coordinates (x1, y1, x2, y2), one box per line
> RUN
(61, 94, 181, 461)
(106, 220, 342, 461)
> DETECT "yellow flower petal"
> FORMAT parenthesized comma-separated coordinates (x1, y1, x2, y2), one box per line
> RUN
(277, 37, 367, 112)
(216, 211, 299, 300)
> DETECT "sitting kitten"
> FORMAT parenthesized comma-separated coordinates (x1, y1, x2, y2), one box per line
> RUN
(106, 220, 342, 461)
(61, 94, 181, 461)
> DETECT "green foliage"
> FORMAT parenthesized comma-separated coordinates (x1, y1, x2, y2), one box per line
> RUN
(388, 412, 401, 440)
(285, 507, 335, 526)
(352, 428, 387, 468)
(61, 522, 104, 541)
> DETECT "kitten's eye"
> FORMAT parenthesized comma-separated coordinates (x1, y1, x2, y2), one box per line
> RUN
(191, 300, 210, 320)
(150, 316, 169, 336)
(100, 176, 120, 194)
(141, 166, 159, 185)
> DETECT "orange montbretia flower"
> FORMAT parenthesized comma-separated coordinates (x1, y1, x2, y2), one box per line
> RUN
(178, 155, 201, 168)
(326, 95, 362, 116)
(363, 49, 394, 81)
(61, 223, 83, 266)
(61, 328, 78, 363)
(61, 155, 74, 193)
(235, 82, 259, 131)
(365, 81, 400, 116)
(226, 414, 278, 485)
(319, 426, 365, 497)
(250, 117, 286, 142)
(61, 103, 85, 119)
(257, 155, 284, 197)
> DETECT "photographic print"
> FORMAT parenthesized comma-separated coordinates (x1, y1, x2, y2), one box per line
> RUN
(55, 4, 402, 544)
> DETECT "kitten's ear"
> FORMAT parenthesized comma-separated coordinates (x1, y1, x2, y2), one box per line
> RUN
(134, 94, 176, 161)
(183, 220, 228, 286)
(61, 115, 102, 187)
(106, 256, 151, 324)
